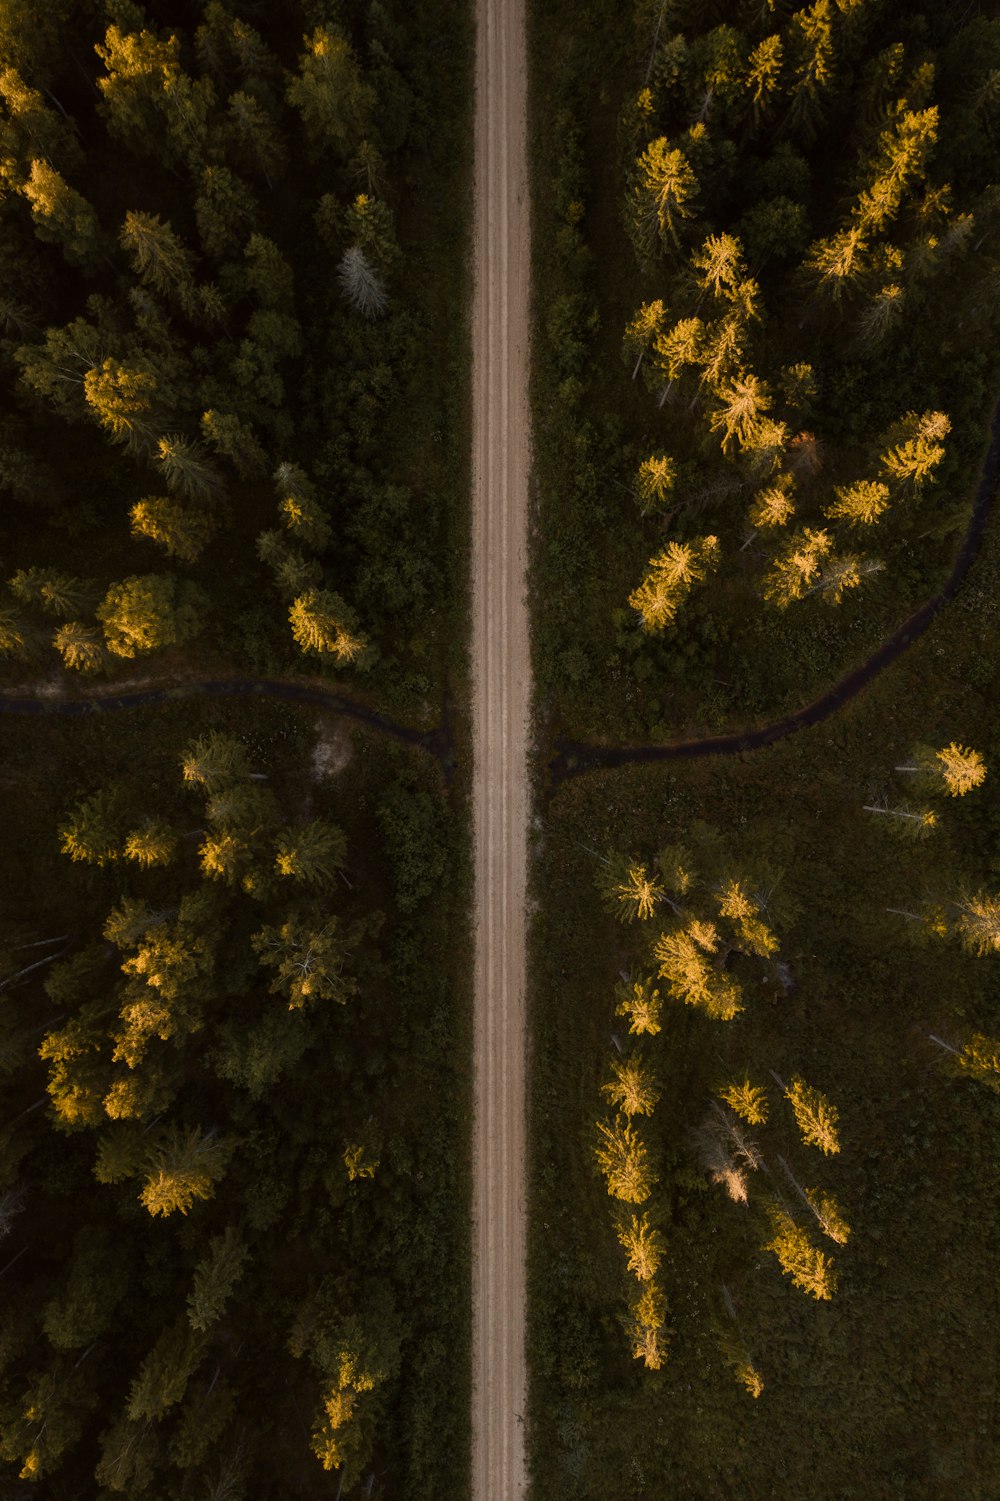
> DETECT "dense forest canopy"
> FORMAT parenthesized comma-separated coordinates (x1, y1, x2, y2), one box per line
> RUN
(0, 0, 464, 707)
(532, 0, 1000, 739)
(0, 1, 471, 1496)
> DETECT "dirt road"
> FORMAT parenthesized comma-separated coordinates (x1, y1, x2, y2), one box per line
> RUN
(471, 0, 531, 1493)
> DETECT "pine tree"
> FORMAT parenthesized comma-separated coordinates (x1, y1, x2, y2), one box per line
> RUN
(825, 478, 891, 526)
(594, 1117, 655, 1203)
(617, 1212, 665, 1280)
(709, 371, 772, 454)
(128, 1319, 207, 1420)
(748, 472, 796, 530)
(20, 159, 100, 265)
(139, 1125, 235, 1218)
(120, 211, 196, 312)
(181, 732, 251, 791)
(275, 463, 332, 549)
(130, 497, 215, 563)
(285, 26, 375, 154)
(154, 436, 223, 505)
(880, 410, 950, 492)
(82, 358, 159, 454)
(123, 819, 177, 868)
(785, 1075, 841, 1155)
(762, 527, 831, 606)
(635, 454, 677, 515)
(629, 536, 720, 632)
(252, 916, 359, 1008)
(623, 299, 666, 378)
(289, 589, 371, 665)
(956, 1032, 1000, 1091)
(187, 1228, 249, 1333)
(719, 1079, 768, 1125)
(194, 165, 258, 260)
(223, 90, 286, 187)
(97, 574, 207, 657)
(604, 859, 665, 922)
(39, 1002, 110, 1130)
(955, 892, 1000, 956)
(630, 136, 698, 256)
(10, 567, 93, 617)
(274, 820, 347, 889)
(654, 922, 743, 1020)
(615, 978, 663, 1036)
(764, 1206, 837, 1299)
(602, 1058, 661, 1117)
(59, 789, 125, 866)
(626, 1281, 668, 1368)
(895, 742, 986, 798)
(201, 409, 267, 478)
(746, 33, 783, 120)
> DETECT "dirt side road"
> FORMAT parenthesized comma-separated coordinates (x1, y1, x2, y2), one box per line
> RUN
(471, 0, 531, 1493)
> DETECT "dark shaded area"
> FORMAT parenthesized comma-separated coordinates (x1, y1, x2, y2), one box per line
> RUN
(0, 676, 454, 765)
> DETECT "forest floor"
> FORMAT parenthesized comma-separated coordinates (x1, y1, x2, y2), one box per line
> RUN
(470, 0, 532, 1494)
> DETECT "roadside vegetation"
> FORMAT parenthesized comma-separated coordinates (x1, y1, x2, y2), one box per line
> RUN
(528, 0, 1000, 1494)
(0, 2, 472, 1497)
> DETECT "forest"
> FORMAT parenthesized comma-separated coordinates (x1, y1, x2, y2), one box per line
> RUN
(529, 0, 1000, 1496)
(0, 1, 471, 1496)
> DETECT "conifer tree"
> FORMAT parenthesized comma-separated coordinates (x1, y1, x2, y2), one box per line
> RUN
(186, 1228, 249, 1333)
(655, 921, 743, 1020)
(285, 26, 375, 154)
(719, 1079, 768, 1125)
(635, 454, 677, 515)
(594, 1117, 655, 1203)
(274, 820, 347, 889)
(764, 1206, 837, 1299)
(123, 819, 177, 868)
(627, 1281, 667, 1369)
(21, 159, 100, 265)
(97, 574, 207, 657)
(956, 1032, 1000, 1091)
(604, 859, 665, 922)
(880, 410, 950, 493)
(785, 1076, 841, 1155)
(602, 1058, 661, 1117)
(630, 136, 698, 256)
(825, 478, 891, 526)
(617, 1212, 665, 1281)
(181, 732, 251, 791)
(629, 536, 720, 632)
(289, 589, 371, 665)
(749, 474, 796, 530)
(274, 463, 332, 549)
(154, 436, 223, 505)
(955, 892, 1000, 956)
(252, 916, 358, 1009)
(59, 789, 125, 866)
(120, 211, 196, 311)
(139, 1125, 235, 1218)
(615, 978, 663, 1037)
(130, 497, 215, 563)
(895, 742, 986, 798)
(128, 1319, 207, 1420)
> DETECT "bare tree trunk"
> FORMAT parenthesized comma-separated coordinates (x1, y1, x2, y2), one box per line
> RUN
(928, 1032, 961, 1057)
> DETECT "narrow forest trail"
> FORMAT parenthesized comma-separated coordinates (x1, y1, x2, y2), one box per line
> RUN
(470, 0, 531, 1493)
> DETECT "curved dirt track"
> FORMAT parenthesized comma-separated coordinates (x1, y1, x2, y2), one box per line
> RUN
(470, 0, 531, 1493)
